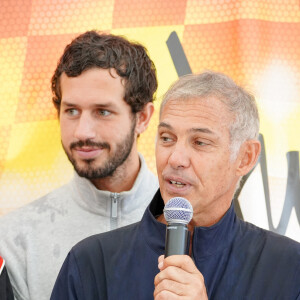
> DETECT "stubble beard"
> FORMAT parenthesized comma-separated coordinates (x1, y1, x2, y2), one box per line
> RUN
(63, 118, 136, 179)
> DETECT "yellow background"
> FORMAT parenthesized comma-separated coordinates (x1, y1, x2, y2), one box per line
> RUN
(0, 0, 300, 240)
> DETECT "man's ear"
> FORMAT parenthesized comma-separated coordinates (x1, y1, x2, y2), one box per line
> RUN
(236, 139, 261, 177)
(135, 102, 154, 135)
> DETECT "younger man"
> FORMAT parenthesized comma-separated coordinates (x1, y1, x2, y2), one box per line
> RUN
(0, 31, 158, 300)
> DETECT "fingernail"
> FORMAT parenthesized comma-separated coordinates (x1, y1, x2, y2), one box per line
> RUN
(158, 261, 163, 269)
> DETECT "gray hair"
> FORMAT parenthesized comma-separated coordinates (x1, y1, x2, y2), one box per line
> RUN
(160, 71, 260, 160)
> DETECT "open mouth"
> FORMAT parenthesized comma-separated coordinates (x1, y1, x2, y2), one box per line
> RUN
(169, 180, 186, 188)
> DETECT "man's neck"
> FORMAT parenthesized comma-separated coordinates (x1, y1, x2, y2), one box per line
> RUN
(156, 200, 232, 229)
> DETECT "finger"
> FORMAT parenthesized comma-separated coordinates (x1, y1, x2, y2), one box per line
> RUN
(154, 272, 208, 300)
(155, 265, 198, 286)
(161, 255, 198, 274)
(154, 276, 207, 299)
(154, 278, 186, 298)
(154, 289, 179, 300)
(158, 255, 165, 270)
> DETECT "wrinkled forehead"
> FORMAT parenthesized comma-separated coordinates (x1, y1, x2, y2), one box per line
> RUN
(160, 96, 233, 125)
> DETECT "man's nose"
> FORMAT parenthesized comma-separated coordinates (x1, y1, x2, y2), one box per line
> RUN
(74, 113, 97, 140)
(168, 142, 190, 170)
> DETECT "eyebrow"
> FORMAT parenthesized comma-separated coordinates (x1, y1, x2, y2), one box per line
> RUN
(158, 122, 215, 135)
(61, 101, 115, 109)
(158, 122, 172, 130)
(60, 101, 76, 107)
(188, 128, 214, 135)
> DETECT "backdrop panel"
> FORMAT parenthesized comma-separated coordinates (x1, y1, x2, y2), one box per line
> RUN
(0, 0, 299, 241)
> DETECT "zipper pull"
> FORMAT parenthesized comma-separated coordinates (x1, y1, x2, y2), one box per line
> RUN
(111, 193, 118, 219)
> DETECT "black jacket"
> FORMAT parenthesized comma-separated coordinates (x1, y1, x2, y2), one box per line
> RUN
(0, 257, 14, 300)
(51, 190, 300, 300)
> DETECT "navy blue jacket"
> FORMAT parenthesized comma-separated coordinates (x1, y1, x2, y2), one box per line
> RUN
(51, 190, 300, 300)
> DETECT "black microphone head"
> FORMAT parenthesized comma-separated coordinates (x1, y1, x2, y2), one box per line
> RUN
(163, 197, 193, 225)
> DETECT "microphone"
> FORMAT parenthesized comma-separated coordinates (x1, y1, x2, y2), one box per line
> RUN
(163, 197, 193, 257)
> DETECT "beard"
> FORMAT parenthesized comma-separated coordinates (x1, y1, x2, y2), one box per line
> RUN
(63, 118, 136, 179)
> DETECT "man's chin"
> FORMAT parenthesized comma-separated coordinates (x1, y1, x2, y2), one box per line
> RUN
(75, 168, 100, 180)
(72, 160, 97, 177)
(73, 163, 115, 180)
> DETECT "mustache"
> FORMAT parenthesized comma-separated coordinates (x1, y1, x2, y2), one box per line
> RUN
(70, 139, 110, 150)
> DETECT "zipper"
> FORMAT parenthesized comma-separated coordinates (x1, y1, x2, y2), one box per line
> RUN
(110, 193, 118, 230)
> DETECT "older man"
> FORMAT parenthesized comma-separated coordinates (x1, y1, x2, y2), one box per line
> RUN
(51, 71, 300, 299)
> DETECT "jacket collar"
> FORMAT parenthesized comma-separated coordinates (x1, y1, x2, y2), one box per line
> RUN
(68, 153, 158, 216)
(141, 190, 238, 258)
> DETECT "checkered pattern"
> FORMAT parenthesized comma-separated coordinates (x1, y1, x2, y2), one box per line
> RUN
(0, 0, 300, 243)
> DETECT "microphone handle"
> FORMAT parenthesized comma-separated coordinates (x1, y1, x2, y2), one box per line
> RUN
(165, 223, 189, 257)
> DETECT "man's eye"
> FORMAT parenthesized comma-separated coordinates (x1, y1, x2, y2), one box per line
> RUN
(98, 110, 111, 116)
(195, 140, 207, 146)
(161, 136, 172, 142)
(66, 108, 79, 116)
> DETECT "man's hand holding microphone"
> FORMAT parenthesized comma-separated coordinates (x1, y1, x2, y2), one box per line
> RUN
(154, 197, 208, 299)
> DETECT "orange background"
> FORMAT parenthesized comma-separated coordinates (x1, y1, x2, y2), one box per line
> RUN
(0, 0, 300, 241)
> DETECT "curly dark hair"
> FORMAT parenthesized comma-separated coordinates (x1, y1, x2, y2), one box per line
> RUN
(51, 30, 158, 113)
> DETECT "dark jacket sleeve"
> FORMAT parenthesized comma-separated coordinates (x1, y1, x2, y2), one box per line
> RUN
(50, 251, 85, 300)
(0, 266, 14, 300)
